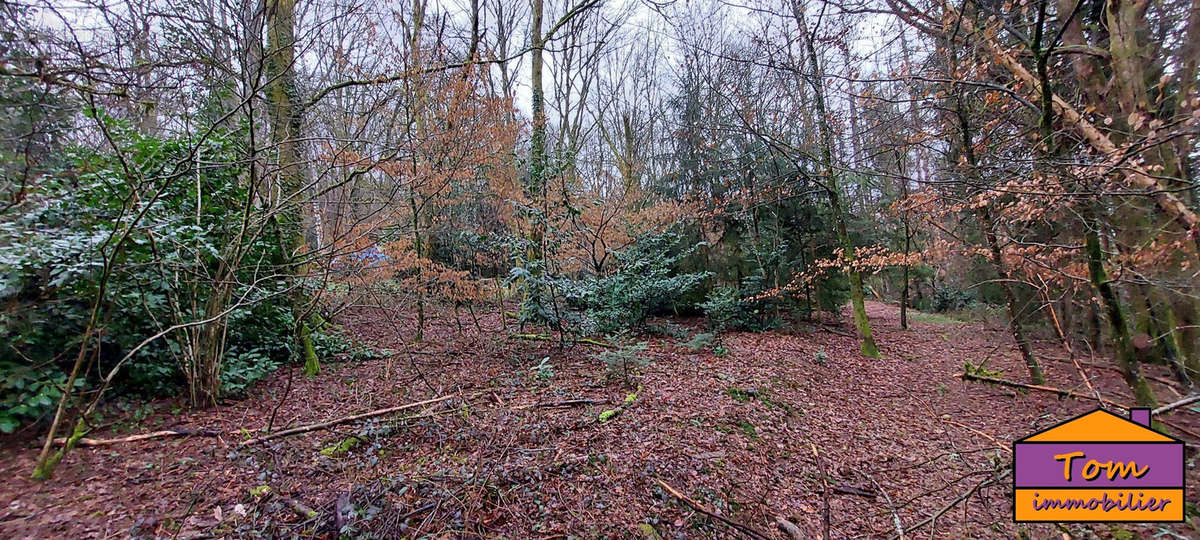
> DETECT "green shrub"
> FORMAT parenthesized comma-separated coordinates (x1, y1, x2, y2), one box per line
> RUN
(220, 349, 283, 397)
(530, 357, 553, 381)
(0, 364, 84, 433)
(699, 276, 780, 333)
(933, 285, 975, 312)
(595, 341, 648, 386)
(643, 321, 690, 340)
(815, 272, 851, 313)
(699, 286, 742, 332)
(0, 120, 298, 429)
(562, 232, 711, 334)
(681, 332, 715, 350)
(310, 327, 376, 362)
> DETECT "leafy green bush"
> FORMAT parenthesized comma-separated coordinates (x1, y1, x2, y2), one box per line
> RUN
(681, 332, 715, 350)
(0, 119, 299, 429)
(815, 272, 852, 314)
(0, 364, 84, 433)
(507, 247, 576, 333)
(933, 285, 975, 313)
(530, 357, 553, 381)
(220, 349, 283, 397)
(699, 286, 741, 332)
(566, 232, 711, 334)
(643, 321, 690, 340)
(700, 276, 780, 333)
(310, 326, 376, 362)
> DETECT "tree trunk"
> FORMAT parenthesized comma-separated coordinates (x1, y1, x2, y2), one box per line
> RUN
(899, 152, 911, 330)
(266, 0, 318, 377)
(1085, 226, 1157, 407)
(792, 0, 878, 357)
(528, 0, 546, 259)
(947, 68, 1044, 384)
(978, 206, 1045, 384)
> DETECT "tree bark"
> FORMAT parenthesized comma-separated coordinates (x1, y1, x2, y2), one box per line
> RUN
(1085, 226, 1157, 407)
(978, 206, 1045, 384)
(792, 0, 879, 357)
(266, 0, 319, 377)
(944, 42, 1044, 384)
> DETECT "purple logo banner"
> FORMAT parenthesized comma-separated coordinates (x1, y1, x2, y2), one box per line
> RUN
(1014, 443, 1182, 488)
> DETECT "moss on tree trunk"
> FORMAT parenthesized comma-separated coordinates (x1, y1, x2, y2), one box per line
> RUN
(1086, 228, 1156, 407)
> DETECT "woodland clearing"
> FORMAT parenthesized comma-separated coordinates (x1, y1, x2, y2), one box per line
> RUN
(2, 301, 1196, 539)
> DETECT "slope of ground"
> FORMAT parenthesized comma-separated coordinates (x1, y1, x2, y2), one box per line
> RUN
(1, 301, 1197, 538)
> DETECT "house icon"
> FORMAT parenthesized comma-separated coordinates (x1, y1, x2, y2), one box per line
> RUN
(1013, 408, 1185, 522)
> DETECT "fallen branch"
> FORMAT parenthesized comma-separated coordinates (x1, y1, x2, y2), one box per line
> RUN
(398, 501, 437, 521)
(821, 326, 854, 338)
(509, 333, 615, 348)
(653, 478, 770, 540)
(797, 321, 854, 338)
(811, 442, 832, 540)
(281, 495, 319, 520)
(831, 484, 876, 498)
(1159, 418, 1200, 441)
(1154, 394, 1200, 416)
(861, 470, 903, 540)
(958, 372, 1092, 400)
(52, 428, 219, 447)
(961, 374, 1200, 440)
(1042, 355, 1186, 391)
(597, 386, 640, 423)
(240, 394, 456, 446)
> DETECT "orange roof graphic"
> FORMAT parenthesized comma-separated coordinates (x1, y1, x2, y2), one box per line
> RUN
(1018, 408, 1177, 443)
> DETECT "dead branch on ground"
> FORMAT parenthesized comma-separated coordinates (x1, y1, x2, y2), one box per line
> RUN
(958, 372, 1092, 400)
(810, 442, 832, 540)
(1154, 394, 1200, 416)
(653, 478, 771, 540)
(860, 470, 903, 539)
(240, 394, 457, 446)
(831, 484, 876, 498)
(52, 428, 219, 447)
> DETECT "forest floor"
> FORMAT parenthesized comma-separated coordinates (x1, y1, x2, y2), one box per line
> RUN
(2, 301, 1198, 539)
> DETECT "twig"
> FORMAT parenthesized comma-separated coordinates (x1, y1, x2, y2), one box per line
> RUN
(240, 394, 456, 445)
(832, 484, 876, 498)
(959, 373, 1200, 438)
(940, 418, 1011, 455)
(1043, 355, 1185, 390)
(52, 428, 219, 447)
(810, 443, 832, 540)
(1158, 418, 1200, 441)
(280, 494, 319, 520)
(398, 502, 437, 521)
(653, 478, 770, 540)
(891, 468, 1010, 540)
(861, 470, 903, 539)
